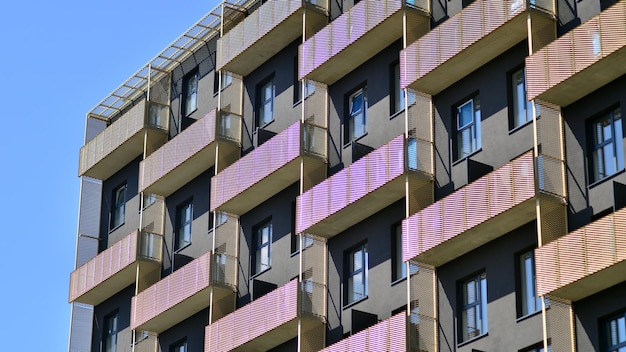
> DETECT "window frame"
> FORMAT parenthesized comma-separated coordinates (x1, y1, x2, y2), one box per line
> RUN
(390, 61, 405, 117)
(345, 85, 367, 146)
(103, 310, 119, 352)
(110, 183, 127, 231)
(454, 94, 481, 161)
(252, 218, 272, 276)
(175, 198, 193, 250)
(213, 70, 233, 96)
(588, 106, 624, 184)
(458, 271, 488, 343)
(169, 338, 187, 352)
(509, 66, 533, 130)
(256, 75, 275, 128)
(602, 310, 626, 352)
(391, 222, 416, 283)
(517, 248, 542, 318)
(183, 69, 199, 117)
(345, 242, 369, 306)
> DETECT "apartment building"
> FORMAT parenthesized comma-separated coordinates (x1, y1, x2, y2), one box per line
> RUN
(68, 0, 626, 351)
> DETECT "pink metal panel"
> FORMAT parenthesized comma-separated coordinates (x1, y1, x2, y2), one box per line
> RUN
(512, 153, 535, 203)
(616, 210, 626, 262)
(403, 216, 418, 262)
(420, 202, 443, 253)
(312, 181, 330, 226)
(557, 230, 585, 288)
(574, 19, 600, 73)
(535, 242, 558, 296)
(488, 163, 513, 218)
(585, 216, 615, 274)
(507, 0, 526, 18)
(131, 252, 211, 329)
(388, 136, 405, 178)
(313, 29, 331, 69)
(320, 313, 405, 351)
(348, 158, 368, 203)
(460, 2, 482, 50)
(600, 3, 626, 56)
(526, 50, 548, 100)
(329, 170, 349, 216)
(417, 31, 439, 77)
(367, 145, 388, 192)
(331, 15, 348, 57)
(365, 0, 385, 32)
(465, 178, 489, 229)
(484, 0, 507, 33)
(296, 191, 312, 235)
(350, 4, 366, 43)
(547, 36, 574, 88)
(439, 16, 460, 64)
(443, 188, 466, 240)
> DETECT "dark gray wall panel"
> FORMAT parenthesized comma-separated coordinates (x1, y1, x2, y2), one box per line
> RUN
(69, 302, 94, 352)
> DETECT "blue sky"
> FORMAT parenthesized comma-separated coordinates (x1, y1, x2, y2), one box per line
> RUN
(0, 1, 217, 350)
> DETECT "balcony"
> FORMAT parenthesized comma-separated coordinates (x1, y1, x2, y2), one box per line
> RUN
(402, 152, 536, 266)
(139, 109, 241, 197)
(204, 279, 325, 352)
(218, 0, 328, 76)
(211, 122, 327, 215)
(79, 100, 168, 180)
(535, 207, 626, 301)
(297, 135, 432, 238)
(320, 313, 406, 351)
(69, 230, 163, 305)
(131, 251, 236, 333)
(299, 0, 429, 84)
(401, 0, 555, 95)
(526, 1, 626, 106)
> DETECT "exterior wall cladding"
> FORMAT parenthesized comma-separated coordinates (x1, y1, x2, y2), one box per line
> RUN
(68, 0, 626, 351)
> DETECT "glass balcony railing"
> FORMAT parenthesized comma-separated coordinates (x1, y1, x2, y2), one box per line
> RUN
(69, 230, 163, 305)
(139, 109, 241, 197)
(526, 1, 626, 106)
(79, 99, 168, 180)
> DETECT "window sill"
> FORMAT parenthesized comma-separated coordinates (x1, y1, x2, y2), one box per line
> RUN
(343, 296, 368, 310)
(184, 108, 198, 118)
(343, 133, 368, 149)
(508, 119, 533, 135)
(108, 222, 125, 234)
(452, 148, 483, 166)
(251, 266, 271, 279)
(390, 276, 407, 287)
(174, 242, 192, 253)
(516, 308, 542, 323)
(588, 168, 625, 189)
(389, 109, 405, 120)
(457, 332, 488, 348)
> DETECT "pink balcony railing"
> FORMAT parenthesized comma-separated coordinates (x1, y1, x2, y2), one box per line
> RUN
(69, 230, 163, 305)
(211, 122, 326, 215)
(131, 252, 235, 333)
(205, 279, 324, 352)
(535, 207, 626, 301)
(526, 1, 626, 106)
(297, 135, 428, 238)
(403, 152, 535, 265)
(299, 0, 429, 84)
(401, 0, 555, 95)
(218, 0, 328, 76)
(139, 109, 241, 197)
(79, 100, 168, 180)
(321, 313, 406, 351)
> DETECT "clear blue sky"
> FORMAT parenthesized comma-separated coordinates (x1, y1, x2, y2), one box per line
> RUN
(0, 1, 218, 350)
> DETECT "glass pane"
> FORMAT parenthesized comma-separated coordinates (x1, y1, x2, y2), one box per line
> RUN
(353, 249, 362, 271)
(457, 100, 473, 129)
(351, 92, 363, 115)
(615, 115, 624, 171)
(480, 275, 488, 333)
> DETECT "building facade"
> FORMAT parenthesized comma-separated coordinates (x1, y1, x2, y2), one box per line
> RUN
(68, 0, 626, 351)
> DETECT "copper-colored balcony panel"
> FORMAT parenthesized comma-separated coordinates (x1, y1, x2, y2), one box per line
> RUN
(79, 101, 168, 180)
(535, 207, 626, 301)
(131, 252, 235, 333)
(297, 135, 432, 238)
(402, 152, 536, 265)
(320, 313, 406, 351)
(139, 109, 241, 197)
(402, 0, 555, 95)
(211, 122, 326, 215)
(526, 1, 626, 106)
(218, 0, 328, 76)
(204, 279, 324, 352)
(299, 0, 429, 84)
(69, 230, 163, 305)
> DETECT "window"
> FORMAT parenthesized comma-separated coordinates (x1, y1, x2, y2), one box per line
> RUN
(183, 70, 199, 116)
(391, 62, 404, 116)
(103, 312, 118, 352)
(458, 272, 488, 342)
(511, 67, 533, 129)
(521, 342, 552, 352)
(392, 223, 416, 282)
(346, 87, 367, 143)
(175, 200, 193, 250)
(604, 311, 626, 352)
(110, 183, 126, 230)
(589, 107, 624, 183)
(170, 339, 187, 352)
(213, 70, 232, 94)
(256, 76, 274, 127)
(519, 250, 541, 317)
(346, 243, 368, 305)
(253, 219, 272, 275)
(455, 95, 481, 160)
